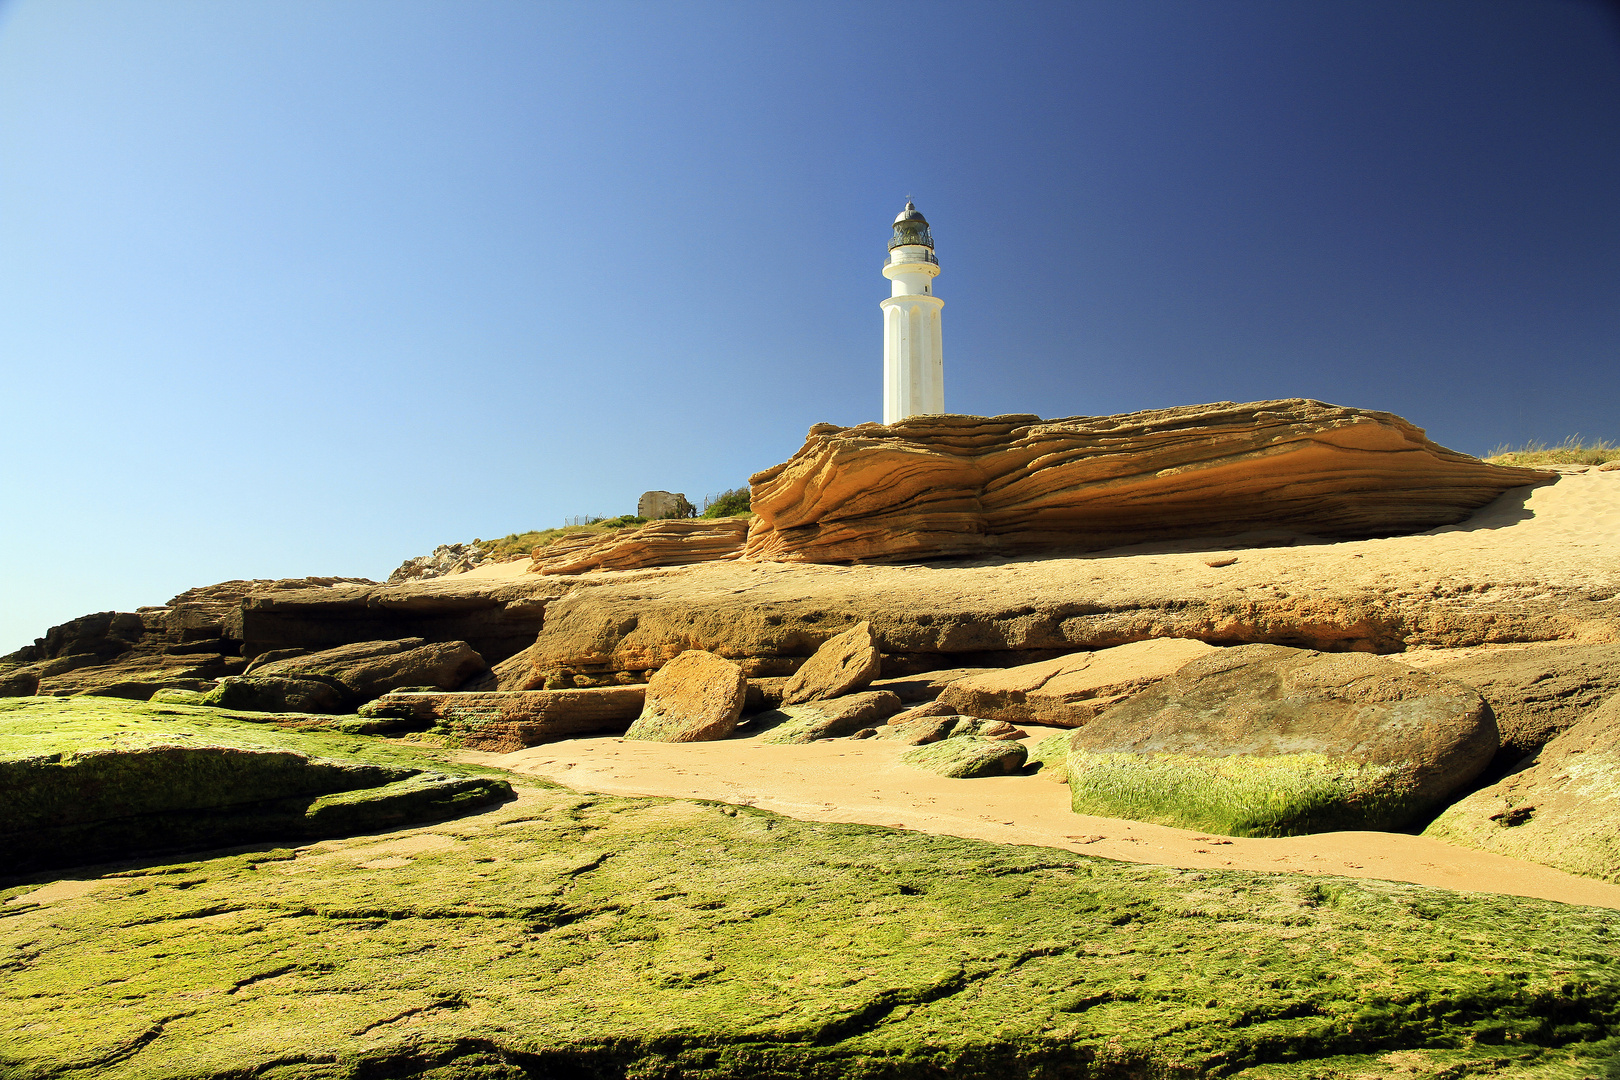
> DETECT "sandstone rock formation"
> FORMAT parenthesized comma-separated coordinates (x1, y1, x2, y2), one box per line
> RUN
(637, 490, 695, 520)
(901, 736, 1028, 778)
(361, 687, 646, 750)
(202, 675, 344, 713)
(204, 638, 486, 712)
(781, 621, 882, 704)
(937, 639, 1216, 726)
(1423, 692, 1620, 883)
(508, 468, 1619, 689)
(744, 400, 1551, 564)
(756, 690, 903, 744)
(625, 651, 747, 743)
(531, 518, 748, 575)
(876, 713, 1001, 746)
(1420, 642, 1620, 766)
(1066, 644, 1497, 836)
(260, 638, 483, 700)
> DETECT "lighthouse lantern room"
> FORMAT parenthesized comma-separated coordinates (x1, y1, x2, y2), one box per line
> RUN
(881, 202, 944, 424)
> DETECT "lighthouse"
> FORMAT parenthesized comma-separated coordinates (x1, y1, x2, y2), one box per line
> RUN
(881, 202, 944, 424)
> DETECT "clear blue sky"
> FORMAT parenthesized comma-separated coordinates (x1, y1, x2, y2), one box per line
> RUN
(2, 0, 1618, 653)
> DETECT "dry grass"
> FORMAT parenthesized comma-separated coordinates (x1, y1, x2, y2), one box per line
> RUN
(1484, 436, 1620, 467)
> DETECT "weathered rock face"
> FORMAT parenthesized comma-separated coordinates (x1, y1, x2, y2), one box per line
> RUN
(202, 675, 345, 714)
(1422, 642, 1620, 766)
(876, 713, 998, 746)
(781, 621, 882, 705)
(902, 736, 1028, 778)
(532, 519, 749, 576)
(755, 691, 904, 744)
(360, 687, 646, 751)
(388, 543, 493, 584)
(938, 639, 1216, 727)
(1423, 693, 1620, 883)
(744, 401, 1551, 564)
(637, 490, 695, 520)
(625, 651, 747, 743)
(234, 638, 486, 710)
(1066, 644, 1498, 836)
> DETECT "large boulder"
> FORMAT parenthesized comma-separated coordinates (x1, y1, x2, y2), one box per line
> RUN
(201, 675, 345, 714)
(781, 621, 882, 705)
(625, 651, 747, 743)
(1065, 644, 1497, 836)
(232, 638, 486, 710)
(938, 639, 1215, 726)
(532, 518, 749, 576)
(756, 690, 903, 744)
(1421, 642, 1620, 764)
(902, 736, 1028, 778)
(1423, 693, 1620, 883)
(743, 400, 1550, 564)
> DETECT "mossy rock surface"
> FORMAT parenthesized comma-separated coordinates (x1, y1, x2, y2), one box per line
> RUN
(901, 734, 1028, 777)
(2, 782, 1619, 1079)
(1067, 644, 1498, 836)
(0, 698, 512, 871)
(1425, 694, 1620, 883)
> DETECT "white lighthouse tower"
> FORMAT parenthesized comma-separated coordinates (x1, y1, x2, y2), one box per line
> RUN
(881, 202, 944, 424)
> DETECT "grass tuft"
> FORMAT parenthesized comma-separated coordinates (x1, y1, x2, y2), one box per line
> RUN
(1484, 436, 1620, 466)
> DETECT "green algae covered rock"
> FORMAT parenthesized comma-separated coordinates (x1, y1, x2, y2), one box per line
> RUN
(0, 697, 513, 871)
(1067, 644, 1498, 836)
(2, 783, 1618, 1080)
(1425, 692, 1620, 883)
(901, 734, 1028, 777)
(201, 673, 344, 713)
(756, 690, 903, 743)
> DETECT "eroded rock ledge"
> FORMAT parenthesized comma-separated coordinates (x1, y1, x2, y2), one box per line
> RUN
(744, 400, 1550, 563)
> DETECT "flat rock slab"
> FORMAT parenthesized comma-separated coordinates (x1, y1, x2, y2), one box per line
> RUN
(1424, 693, 1620, 883)
(781, 621, 882, 704)
(902, 736, 1028, 778)
(1066, 643, 1497, 836)
(755, 690, 903, 744)
(744, 400, 1551, 563)
(939, 639, 1215, 726)
(365, 687, 645, 751)
(625, 651, 746, 743)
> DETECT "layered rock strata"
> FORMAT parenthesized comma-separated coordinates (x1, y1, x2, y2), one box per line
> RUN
(531, 518, 749, 576)
(744, 400, 1551, 564)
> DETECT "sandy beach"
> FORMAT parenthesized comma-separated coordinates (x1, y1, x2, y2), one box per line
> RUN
(463, 717, 1620, 911)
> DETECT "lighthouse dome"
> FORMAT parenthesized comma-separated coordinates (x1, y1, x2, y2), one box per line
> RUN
(889, 202, 934, 250)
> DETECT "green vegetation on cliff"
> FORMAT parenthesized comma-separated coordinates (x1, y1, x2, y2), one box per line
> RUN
(2, 773, 1618, 1079)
